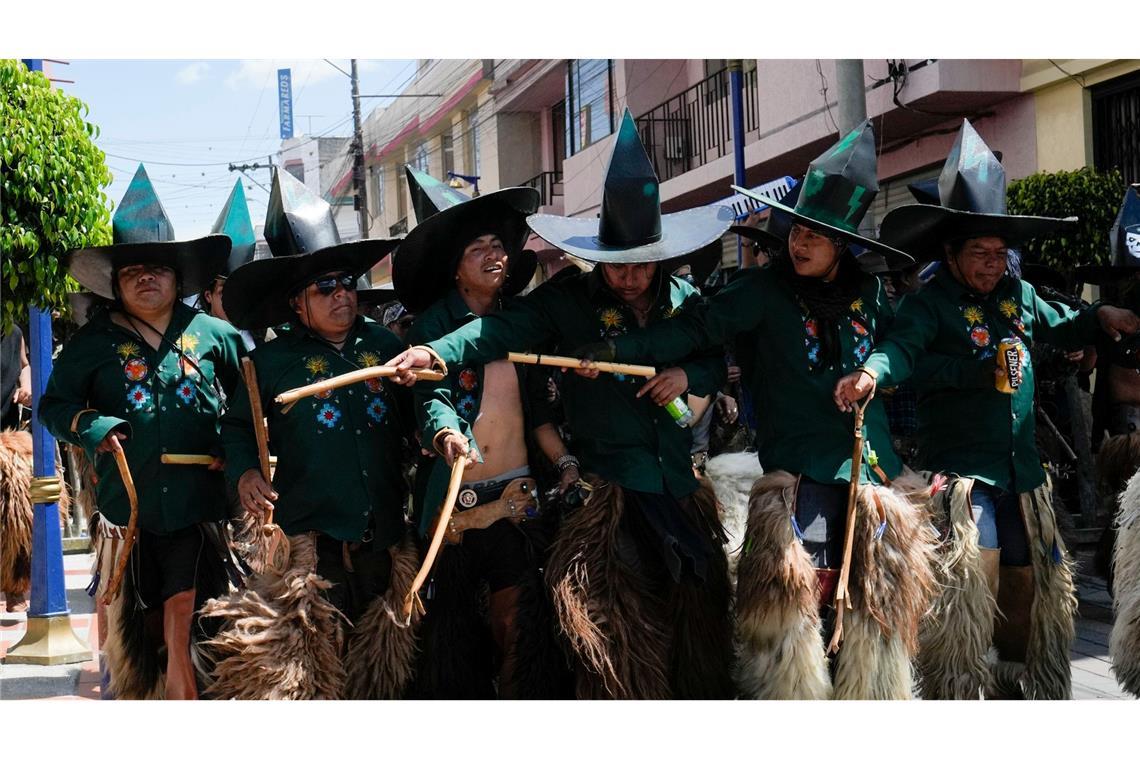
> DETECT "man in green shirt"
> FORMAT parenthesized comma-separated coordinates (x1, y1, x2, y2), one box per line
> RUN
(391, 166, 571, 698)
(389, 111, 737, 698)
(40, 164, 244, 700)
(579, 122, 940, 700)
(834, 121, 1140, 698)
(204, 169, 411, 699)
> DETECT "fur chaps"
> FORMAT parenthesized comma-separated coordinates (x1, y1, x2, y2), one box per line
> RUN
(914, 476, 998, 700)
(735, 470, 936, 700)
(342, 534, 422, 699)
(98, 533, 165, 699)
(546, 477, 673, 699)
(706, 451, 764, 577)
(1, 430, 71, 598)
(1018, 482, 1077, 700)
(1110, 469, 1140, 697)
(195, 533, 347, 699)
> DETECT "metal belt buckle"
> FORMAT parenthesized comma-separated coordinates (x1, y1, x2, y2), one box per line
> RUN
(458, 488, 478, 510)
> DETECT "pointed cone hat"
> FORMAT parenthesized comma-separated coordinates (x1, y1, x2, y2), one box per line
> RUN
(65, 164, 231, 299)
(222, 169, 399, 329)
(880, 120, 1074, 263)
(1076, 184, 1140, 285)
(211, 179, 257, 277)
(392, 166, 540, 314)
(405, 165, 472, 224)
(731, 120, 913, 270)
(527, 109, 733, 265)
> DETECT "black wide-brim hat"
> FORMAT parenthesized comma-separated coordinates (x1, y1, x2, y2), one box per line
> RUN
(528, 204, 734, 266)
(392, 187, 540, 314)
(65, 235, 231, 300)
(878, 205, 1076, 264)
(731, 184, 915, 271)
(223, 239, 399, 330)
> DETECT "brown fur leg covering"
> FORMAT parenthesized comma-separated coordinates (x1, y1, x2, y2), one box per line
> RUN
(506, 562, 576, 699)
(1098, 432, 1140, 498)
(668, 479, 735, 699)
(102, 550, 165, 700)
(1019, 481, 1077, 700)
(0, 431, 71, 598)
(342, 534, 422, 699)
(195, 534, 347, 699)
(833, 482, 937, 700)
(734, 472, 831, 699)
(546, 477, 671, 699)
(913, 476, 997, 700)
(1111, 469, 1140, 696)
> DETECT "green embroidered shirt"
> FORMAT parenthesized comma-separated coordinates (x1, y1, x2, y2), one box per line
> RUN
(221, 317, 412, 545)
(39, 303, 245, 533)
(862, 270, 1103, 492)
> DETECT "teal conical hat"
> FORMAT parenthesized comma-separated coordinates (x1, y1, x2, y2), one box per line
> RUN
(64, 164, 230, 299)
(1076, 184, 1140, 285)
(405, 165, 471, 224)
(211, 179, 257, 276)
(526, 109, 733, 265)
(731, 121, 912, 269)
(880, 120, 1074, 263)
(222, 168, 400, 330)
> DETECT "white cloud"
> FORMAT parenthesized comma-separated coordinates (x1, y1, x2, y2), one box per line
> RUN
(176, 61, 210, 85)
(224, 59, 377, 90)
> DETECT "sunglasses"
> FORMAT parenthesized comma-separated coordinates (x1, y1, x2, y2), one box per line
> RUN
(310, 273, 356, 296)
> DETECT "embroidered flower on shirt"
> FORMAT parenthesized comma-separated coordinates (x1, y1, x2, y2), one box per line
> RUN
(365, 378, 384, 394)
(854, 338, 873, 363)
(599, 308, 624, 330)
(804, 318, 820, 338)
(316, 403, 341, 428)
(962, 305, 985, 326)
(458, 394, 477, 419)
(367, 396, 388, 423)
(175, 378, 196, 405)
(850, 298, 864, 314)
(123, 358, 148, 382)
(179, 333, 199, 353)
(126, 384, 152, 410)
(116, 342, 141, 360)
(357, 351, 380, 368)
(458, 368, 478, 391)
(851, 319, 869, 337)
(999, 299, 1019, 320)
(305, 356, 330, 376)
(970, 325, 992, 347)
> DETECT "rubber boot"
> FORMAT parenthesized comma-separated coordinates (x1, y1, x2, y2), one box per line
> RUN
(489, 585, 522, 699)
(163, 588, 199, 700)
(979, 548, 1001, 603)
(993, 565, 1034, 664)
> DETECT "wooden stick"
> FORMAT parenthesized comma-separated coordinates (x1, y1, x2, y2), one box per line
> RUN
(507, 351, 656, 378)
(827, 393, 873, 655)
(403, 456, 467, 620)
(160, 453, 279, 466)
(243, 357, 290, 574)
(102, 437, 138, 605)
(275, 365, 445, 412)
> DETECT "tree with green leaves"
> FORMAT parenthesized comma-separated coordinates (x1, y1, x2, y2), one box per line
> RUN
(1, 59, 112, 334)
(1007, 166, 1126, 275)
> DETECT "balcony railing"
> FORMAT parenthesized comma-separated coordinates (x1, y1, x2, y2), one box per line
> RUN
(389, 217, 408, 236)
(635, 66, 759, 183)
(520, 170, 563, 207)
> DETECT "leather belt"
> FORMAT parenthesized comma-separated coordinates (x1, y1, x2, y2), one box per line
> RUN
(444, 477, 538, 545)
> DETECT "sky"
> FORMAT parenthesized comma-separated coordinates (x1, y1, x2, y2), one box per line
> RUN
(52, 59, 417, 238)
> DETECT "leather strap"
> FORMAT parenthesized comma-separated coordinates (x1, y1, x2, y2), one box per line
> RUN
(443, 478, 538, 545)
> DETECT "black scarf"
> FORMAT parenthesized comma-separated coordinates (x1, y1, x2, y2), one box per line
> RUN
(778, 253, 864, 366)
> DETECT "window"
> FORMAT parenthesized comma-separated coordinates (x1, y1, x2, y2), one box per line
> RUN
(373, 166, 385, 217)
(396, 168, 407, 222)
(704, 59, 728, 103)
(1092, 69, 1140, 186)
(413, 141, 430, 173)
(551, 99, 566, 174)
(466, 107, 481, 175)
(441, 134, 454, 177)
(565, 60, 614, 158)
(285, 162, 305, 184)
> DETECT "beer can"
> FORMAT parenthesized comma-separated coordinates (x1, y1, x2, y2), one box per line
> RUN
(995, 338, 1025, 394)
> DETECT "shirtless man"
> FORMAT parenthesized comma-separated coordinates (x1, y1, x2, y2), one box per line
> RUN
(392, 173, 571, 698)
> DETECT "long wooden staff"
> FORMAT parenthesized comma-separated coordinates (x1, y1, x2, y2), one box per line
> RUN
(275, 365, 445, 413)
(102, 436, 138, 605)
(160, 453, 278, 466)
(242, 357, 289, 573)
(402, 456, 467, 620)
(507, 351, 656, 378)
(827, 393, 873, 655)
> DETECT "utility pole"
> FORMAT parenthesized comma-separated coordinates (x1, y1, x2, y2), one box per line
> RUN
(728, 60, 747, 268)
(351, 59, 369, 241)
(835, 59, 867, 136)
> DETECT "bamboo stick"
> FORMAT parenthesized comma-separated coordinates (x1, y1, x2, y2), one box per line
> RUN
(507, 351, 656, 378)
(276, 365, 445, 412)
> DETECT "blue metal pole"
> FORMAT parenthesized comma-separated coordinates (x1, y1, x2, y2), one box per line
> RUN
(729, 61, 747, 269)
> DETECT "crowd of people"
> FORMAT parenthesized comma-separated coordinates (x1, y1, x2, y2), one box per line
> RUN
(3, 112, 1140, 700)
